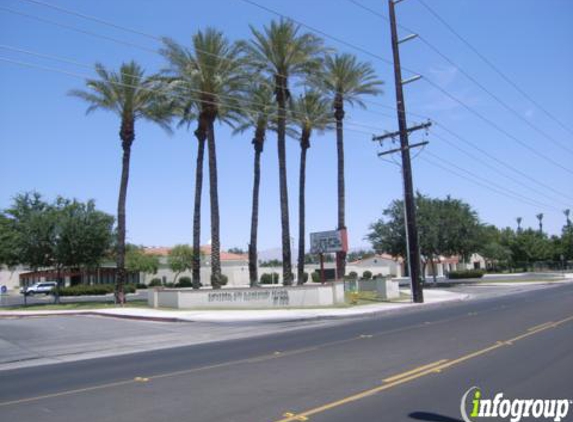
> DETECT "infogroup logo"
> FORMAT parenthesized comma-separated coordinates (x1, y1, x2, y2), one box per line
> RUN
(460, 387, 571, 422)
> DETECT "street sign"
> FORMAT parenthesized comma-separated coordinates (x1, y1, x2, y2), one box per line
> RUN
(0, 285, 6, 294)
(310, 229, 348, 254)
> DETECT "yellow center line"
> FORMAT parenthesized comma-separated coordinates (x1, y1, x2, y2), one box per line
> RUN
(274, 314, 573, 422)
(383, 359, 448, 383)
(528, 321, 554, 331)
(0, 379, 135, 407)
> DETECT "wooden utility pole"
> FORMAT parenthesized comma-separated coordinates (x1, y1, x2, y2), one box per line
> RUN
(387, 0, 424, 303)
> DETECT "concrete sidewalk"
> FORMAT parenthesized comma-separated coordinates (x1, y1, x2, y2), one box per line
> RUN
(0, 289, 468, 323)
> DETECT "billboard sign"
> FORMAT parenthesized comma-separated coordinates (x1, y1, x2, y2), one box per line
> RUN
(310, 229, 348, 254)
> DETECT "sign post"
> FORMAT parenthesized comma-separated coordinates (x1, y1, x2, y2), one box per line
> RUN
(310, 229, 349, 281)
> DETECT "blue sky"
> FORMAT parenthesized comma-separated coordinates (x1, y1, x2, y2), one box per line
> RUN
(1, 0, 572, 251)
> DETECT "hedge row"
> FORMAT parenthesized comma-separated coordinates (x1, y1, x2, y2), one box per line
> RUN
(447, 270, 485, 279)
(57, 284, 137, 296)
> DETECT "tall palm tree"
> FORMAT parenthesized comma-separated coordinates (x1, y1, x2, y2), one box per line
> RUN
(69, 61, 172, 303)
(161, 29, 245, 289)
(290, 91, 334, 284)
(565, 209, 571, 227)
(244, 19, 325, 285)
(314, 53, 383, 278)
(232, 82, 277, 286)
(536, 213, 544, 234)
(158, 47, 203, 289)
(516, 217, 523, 232)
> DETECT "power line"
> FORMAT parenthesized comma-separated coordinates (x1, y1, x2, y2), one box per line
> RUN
(238, 0, 404, 70)
(239, 0, 573, 176)
(1, 55, 566, 214)
(18, 0, 161, 41)
(0, 6, 157, 54)
(12, 0, 571, 174)
(0, 55, 377, 137)
(434, 123, 573, 202)
(3, 3, 570, 201)
(347, 0, 573, 159)
(431, 131, 570, 208)
(421, 154, 561, 213)
(0, 44, 389, 134)
(3, 3, 405, 124)
(416, 0, 573, 137)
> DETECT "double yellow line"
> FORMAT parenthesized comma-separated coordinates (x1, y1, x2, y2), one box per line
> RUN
(276, 314, 573, 422)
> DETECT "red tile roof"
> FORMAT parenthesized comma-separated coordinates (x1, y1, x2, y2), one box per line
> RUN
(348, 254, 402, 265)
(143, 245, 247, 262)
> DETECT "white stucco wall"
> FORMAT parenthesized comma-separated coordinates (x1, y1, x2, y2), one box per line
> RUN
(149, 282, 345, 309)
(0, 267, 26, 291)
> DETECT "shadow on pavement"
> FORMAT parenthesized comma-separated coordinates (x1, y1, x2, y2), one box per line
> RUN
(409, 412, 463, 422)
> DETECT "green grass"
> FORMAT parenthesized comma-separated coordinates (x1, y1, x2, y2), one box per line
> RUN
(344, 291, 411, 306)
(7, 300, 149, 311)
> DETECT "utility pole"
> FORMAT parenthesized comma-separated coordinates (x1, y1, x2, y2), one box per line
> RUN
(377, 0, 426, 302)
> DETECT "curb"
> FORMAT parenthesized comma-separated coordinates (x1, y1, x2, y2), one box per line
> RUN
(0, 294, 470, 324)
(0, 311, 184, 323)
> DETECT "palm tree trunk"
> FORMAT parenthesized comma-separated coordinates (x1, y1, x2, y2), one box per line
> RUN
(206, 118, 222, 289)
(192, 121, 207, 289)
(335, 97, 347, 279)
(297, 138, 309, 285)
(116, 117, 134, 304)
(276, 75, 293, 285)
(249, 130, 264, 287)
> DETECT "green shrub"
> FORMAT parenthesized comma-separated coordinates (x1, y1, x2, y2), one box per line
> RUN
(149, 278, 162, 287)
(373, 273, 384, 280)
(124, 284, 136, 294)
(301, 272, 309, 283)
(135, 283, 147, 289)
(57, 284, 114, 296)
(210, 274, 229, 286)
(347, 271, 358, 280)
(176, 276, 193, 288)
(362, 270, 372, 280)
(447, 269, 485, 279)
(311, 271, 321, 283)
(260, 273, 280, 284)
(164, 282, 175, 288)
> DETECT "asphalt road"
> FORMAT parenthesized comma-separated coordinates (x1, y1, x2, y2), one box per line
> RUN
(1, 283, 571, 422)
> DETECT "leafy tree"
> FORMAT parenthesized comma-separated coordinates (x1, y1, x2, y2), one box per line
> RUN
(227, 247, 247, 255)
(346, 250, 376, 263)
(244, 19, 325, 285)
(0, 212, 19, 269)
(367, 194, 482, 281)
(561, 225, 573, 261)
(313, 53, 383, 276)
(290, 90, 333, 284)
(3, 192, 57, 271)
(260, 259, 282, 268)
(69, 61, 173, 303)
(477, 225, 512, 270)
(55, 198, 115, 271)
(167, 244, 195, 287)
(126, 245, 160, 275)
(4, 193, 114, 301)
(502, 228, 552, 270)
(162, 29, 245, 289)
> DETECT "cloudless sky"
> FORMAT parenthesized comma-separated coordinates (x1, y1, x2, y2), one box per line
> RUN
(1, 0, 572, 252)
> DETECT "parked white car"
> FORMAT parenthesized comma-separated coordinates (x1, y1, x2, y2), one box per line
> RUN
(20, 282, 57, 295)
